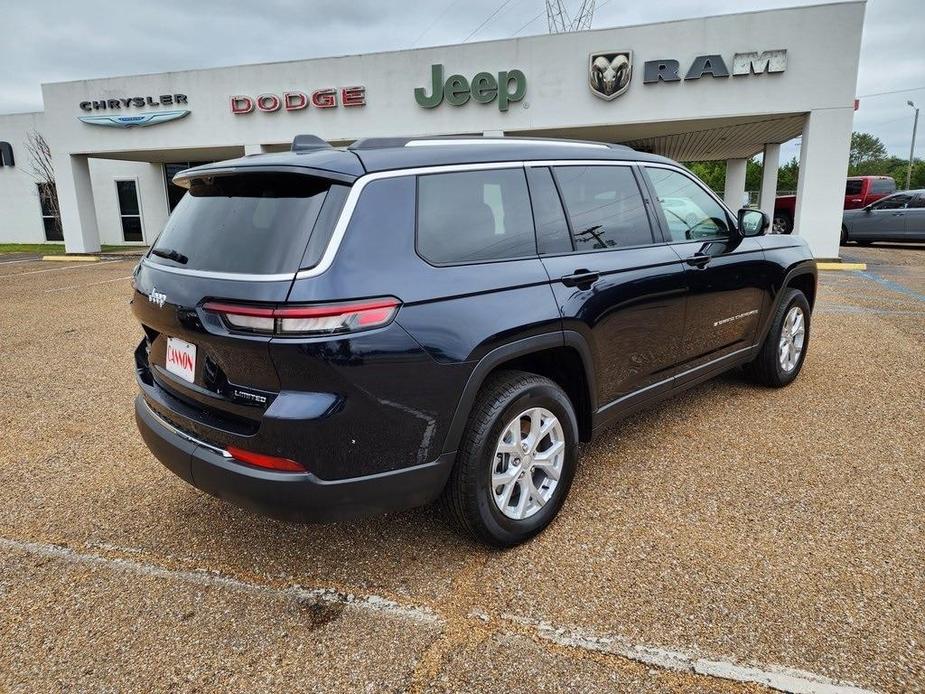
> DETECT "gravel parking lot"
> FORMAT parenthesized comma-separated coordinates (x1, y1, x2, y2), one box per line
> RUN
(0, 245, 922, 693)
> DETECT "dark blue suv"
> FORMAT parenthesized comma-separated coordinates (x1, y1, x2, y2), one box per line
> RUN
(132, 135, 816, 546)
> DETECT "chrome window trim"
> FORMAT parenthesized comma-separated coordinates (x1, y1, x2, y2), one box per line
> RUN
(525, 159, 635, 167)
(146, 158, 719, 283)
(142, 398, 233, 458)
(295, 161, 526, 279)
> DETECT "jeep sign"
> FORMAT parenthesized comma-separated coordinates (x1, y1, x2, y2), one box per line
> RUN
(415, 64, 527, 112)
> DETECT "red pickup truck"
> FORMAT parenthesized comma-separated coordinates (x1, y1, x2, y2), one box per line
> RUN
(773, 176, 896, 234)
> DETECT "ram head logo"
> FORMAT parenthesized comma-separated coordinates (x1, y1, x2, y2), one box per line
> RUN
(589, 51, 632, 100)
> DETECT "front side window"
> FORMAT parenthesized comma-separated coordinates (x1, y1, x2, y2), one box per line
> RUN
(872, 193, 912, 210)
(870, 178, 896, 195)
(645, 167, 731, 242)
(552, 165, 653, 251)
(416, 168, 536, 264)
(909, 194, 925, 209)
(117, 180, 143, 242)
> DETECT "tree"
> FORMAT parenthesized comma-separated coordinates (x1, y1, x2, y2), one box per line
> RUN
(23, 131, 62, 240)
(848, 132, 887, 171)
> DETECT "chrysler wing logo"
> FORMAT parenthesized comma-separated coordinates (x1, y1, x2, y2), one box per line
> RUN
(589, 51, 632, 100)
(148, 286, 167, 308)
(78, 110, 190, 128)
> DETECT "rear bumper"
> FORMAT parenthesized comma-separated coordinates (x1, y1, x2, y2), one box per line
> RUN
(134, 394, 454, 522)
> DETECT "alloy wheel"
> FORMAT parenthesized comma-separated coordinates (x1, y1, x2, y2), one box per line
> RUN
(778, 305, 806, 372)
(491, 407, 565, 520)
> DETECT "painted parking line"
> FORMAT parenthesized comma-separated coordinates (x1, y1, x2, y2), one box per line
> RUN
(44, 275, 133, 293)
(0, 260, 123, 278)
(0, 536, 878, 694)
(0, 257, 42, 266)
(857, 270, 925, 303)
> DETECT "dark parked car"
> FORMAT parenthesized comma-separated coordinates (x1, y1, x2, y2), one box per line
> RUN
(132, 135, 817, 546)
(841, 189, 925, 245)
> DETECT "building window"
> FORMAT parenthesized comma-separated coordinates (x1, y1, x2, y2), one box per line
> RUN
(165, 162, 209, 212)
(116, 179, 144, 242)
(37, 182, 63, 241)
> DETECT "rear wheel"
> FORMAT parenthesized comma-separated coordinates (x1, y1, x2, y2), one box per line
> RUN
(772, 212, 793, 235)
(744, 289, 810, 387)
(840, 226, 849, 245)
(442, 370, 578, 547)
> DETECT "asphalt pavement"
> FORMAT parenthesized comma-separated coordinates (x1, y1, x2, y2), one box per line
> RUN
(0, 245, 922, 693)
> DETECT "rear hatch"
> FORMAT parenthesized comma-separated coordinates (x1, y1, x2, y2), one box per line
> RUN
(132, 169, 351, 439)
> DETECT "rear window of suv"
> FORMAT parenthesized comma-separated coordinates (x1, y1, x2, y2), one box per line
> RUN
(148, 173, 334, 275)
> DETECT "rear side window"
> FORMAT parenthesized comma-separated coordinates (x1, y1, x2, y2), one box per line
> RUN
(149, 173, 332, 275)
(845, 180, 864, 195)
(416, 168, 536, 264)
(553, 165, 653, 251)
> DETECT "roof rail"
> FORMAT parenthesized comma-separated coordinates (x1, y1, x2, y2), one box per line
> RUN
(291, 134, 331, 152)
(348, 137, 415, 150)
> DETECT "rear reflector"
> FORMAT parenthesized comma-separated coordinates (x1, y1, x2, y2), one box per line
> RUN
(203, 297, 400, 336)
(226, 446, 306, 472)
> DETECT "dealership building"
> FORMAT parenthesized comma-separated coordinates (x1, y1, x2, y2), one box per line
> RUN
(0, 1, 864, 258)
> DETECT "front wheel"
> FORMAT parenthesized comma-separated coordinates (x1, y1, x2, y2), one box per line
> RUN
(840, 226, 849, 246)
(442, 370, 578, 547)
(744, 289, 810, 387)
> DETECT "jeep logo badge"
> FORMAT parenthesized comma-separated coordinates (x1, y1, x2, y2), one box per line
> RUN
(589, 51, 632, 101)
(148, 286, 167, 308)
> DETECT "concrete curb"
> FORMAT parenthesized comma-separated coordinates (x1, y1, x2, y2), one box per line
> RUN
(41, 254, 99, 263)
(817, 262, 866, 271)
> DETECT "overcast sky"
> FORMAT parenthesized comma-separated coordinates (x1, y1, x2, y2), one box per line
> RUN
(1, 0, 921, 162)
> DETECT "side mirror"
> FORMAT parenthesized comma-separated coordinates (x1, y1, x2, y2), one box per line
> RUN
(737, 208, 769, 237)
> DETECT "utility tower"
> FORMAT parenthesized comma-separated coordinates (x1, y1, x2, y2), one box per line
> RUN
(546, 0, 596, 33)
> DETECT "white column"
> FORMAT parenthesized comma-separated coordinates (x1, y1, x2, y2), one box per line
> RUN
(723, 158, 747, 209)
(54, 154, 101, 254)
(244, 144, 269, 155)
(794, 108, 854, 258)
(759, 143, 781, 222)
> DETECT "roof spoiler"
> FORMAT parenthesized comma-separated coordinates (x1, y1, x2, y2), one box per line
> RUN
(291, 134, 332, 152)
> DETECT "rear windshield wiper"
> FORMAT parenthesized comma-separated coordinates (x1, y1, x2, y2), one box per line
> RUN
(151, 247, 189, 264)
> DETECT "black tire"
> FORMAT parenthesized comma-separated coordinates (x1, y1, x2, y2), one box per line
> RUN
(744, 288, 811, 387)
(772, 211, 793, 235)
(840, 226, 849, 246)
(442, 370, 578, 547)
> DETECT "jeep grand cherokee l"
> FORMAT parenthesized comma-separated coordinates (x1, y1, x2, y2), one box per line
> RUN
(132, 135, 817, 547)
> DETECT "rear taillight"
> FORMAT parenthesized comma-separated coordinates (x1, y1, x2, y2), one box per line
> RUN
(203, 297, 400, 336)
(227, 446, 306, 472)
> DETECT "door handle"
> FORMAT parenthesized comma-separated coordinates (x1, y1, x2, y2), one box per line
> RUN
(685, 253, 711, 268)
(560, 269, 600, 288)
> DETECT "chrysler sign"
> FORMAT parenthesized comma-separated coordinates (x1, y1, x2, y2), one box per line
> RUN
(78, 94, 190, 128)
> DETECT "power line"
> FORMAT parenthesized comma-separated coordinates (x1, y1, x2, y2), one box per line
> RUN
(411, 0, 467, 48)
(857, 86, 925, 99)
(464, 0, 519, 42)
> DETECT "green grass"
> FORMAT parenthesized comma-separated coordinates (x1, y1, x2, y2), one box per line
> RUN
(0, 243, 146, 255)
